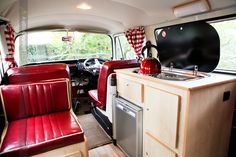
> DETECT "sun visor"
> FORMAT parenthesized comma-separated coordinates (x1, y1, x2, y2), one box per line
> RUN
(155, 21, 220, 72)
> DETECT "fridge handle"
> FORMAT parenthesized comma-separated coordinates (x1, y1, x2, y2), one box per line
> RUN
(116, 104, 136, 118)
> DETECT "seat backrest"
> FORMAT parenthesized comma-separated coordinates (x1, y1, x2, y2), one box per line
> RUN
(0, 79, 71, 122)
(6, 63, 70, 84)
(97, 59, 139, 109)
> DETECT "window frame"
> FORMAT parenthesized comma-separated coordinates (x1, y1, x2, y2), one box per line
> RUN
(113, 33, 137, 60)
(15, 30, 114, 65)
(206, 15, 236, 74)
(114, 33, 125, 60)
(154, 13, 236, 75)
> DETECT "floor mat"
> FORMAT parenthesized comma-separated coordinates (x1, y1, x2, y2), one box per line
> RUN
(77, 113, 112, 150)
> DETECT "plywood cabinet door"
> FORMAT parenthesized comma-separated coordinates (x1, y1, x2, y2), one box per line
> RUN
(144, 86, 180, 148)
(144, 133, 176, 157)
(117, 77, 143, 105)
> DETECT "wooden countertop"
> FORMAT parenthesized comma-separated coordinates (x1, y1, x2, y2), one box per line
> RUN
(115, 68, 236, 91)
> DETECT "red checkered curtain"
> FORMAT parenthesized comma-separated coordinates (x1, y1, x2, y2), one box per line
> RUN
(125, 26, 145, 57)
(0, 23, 17, 70)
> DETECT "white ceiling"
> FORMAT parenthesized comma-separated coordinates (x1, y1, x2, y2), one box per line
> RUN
(0, 0, 236, 34)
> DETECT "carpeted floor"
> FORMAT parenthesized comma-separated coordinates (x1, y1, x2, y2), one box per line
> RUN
(77, 113, 112, 150)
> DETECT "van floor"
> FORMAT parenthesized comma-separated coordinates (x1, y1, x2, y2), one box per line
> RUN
(77, 113, 112, 149)
(89, 143, 126, 157)
(67, 144, 125, 157)
(76, 97, 126, 157)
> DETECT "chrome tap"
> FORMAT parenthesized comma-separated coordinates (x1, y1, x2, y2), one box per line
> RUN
(170, 62, 173, 72)
(193, 65, 198, 76)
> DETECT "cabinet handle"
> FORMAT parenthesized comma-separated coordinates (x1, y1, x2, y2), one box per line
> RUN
(147, 108, 149, 111)
(126, 83, 129, 86)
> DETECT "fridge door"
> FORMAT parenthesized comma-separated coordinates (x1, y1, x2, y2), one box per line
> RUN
(114, 97, 143, 157)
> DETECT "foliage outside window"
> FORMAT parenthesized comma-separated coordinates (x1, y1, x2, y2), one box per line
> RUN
(15, 31, 112, 64)
(115, 34, 136, 60)
(210, 18, 236, 72)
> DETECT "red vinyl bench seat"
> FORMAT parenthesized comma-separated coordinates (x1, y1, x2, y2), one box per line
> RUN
(6, 63, 70, 84)
(0, 79, 87, 157)
(0, 111, 84, 156)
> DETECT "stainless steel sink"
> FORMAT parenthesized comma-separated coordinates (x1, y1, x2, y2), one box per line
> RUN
(153, 71, 205, 81)
(133, 68, 209, 81)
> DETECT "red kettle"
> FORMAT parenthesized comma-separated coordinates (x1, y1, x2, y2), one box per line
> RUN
(140, 41, 161, 75)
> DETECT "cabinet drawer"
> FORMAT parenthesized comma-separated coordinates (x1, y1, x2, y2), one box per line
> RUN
(117, 77, 143, 104)
(144, 86, 180, 148)
(144, 133, 176, 157)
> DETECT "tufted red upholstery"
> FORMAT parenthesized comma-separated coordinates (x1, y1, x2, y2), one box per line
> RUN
(1, 79, 70, 122)
(0, 79, 84, 156)
(89, 59, 139, 109)
(6, 63, 70, 84)
(0, 111, 84, 157)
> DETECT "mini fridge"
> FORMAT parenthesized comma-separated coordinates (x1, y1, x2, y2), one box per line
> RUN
(113, 97, 143, 157)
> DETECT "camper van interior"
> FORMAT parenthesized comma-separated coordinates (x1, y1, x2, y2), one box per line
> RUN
(0, 0, 236, 157)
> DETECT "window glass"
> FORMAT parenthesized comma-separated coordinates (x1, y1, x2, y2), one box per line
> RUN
(114, 34, 136, 60)
(15, 31, 112, 64)
(115, 36, 123, 60)
(210, 18, 236, 71)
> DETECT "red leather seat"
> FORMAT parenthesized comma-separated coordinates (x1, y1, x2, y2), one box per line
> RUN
(0, 79, 85, 157)
(88, 59, 139, 137)
(88, 59, 139, 109)
(5, 63, 82, 112)
(0, 112, 84, 157)
(6, 63, 70, 84)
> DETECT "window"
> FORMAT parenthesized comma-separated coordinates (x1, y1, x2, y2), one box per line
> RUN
(210, 18, 236, 72)
(114, 34, 136, 60)
(15, 31, 112, 65)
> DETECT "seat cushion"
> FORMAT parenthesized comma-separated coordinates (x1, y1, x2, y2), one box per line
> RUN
(88, 89, 103, 109)
(0, 111, 84, 157)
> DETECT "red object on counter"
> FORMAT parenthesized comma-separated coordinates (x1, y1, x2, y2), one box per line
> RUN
(140, 41, 161, 75)
(140, 57, 161, 74)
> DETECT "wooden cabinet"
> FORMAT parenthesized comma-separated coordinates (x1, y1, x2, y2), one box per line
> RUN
(144, 133, 176, 157)
(115, 68, 236, 157)
(144, 86, 180, 148)
(116, 76, 144, 105)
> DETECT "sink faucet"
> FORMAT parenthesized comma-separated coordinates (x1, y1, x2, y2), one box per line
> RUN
(193, 65, 198, 76)
(170, 62, 173, 72)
